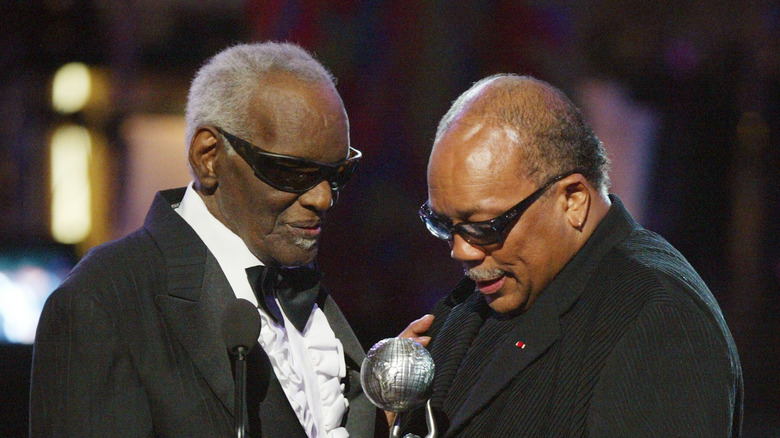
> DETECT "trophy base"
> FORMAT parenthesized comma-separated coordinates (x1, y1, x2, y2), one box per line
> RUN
(391, 399, 437, 438)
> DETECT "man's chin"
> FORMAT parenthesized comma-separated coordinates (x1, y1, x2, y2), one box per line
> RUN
(293, 237, 318, 251)
(255, 244, 318, 268)
(284, 241, 319, 267)
(485, 294, 526, 316)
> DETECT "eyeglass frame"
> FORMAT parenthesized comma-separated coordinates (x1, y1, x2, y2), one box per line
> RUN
(215, 126, 362, 196)
(418, 171, 578, 246)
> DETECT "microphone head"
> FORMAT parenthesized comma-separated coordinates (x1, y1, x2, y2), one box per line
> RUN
(221, 298, 261, 353)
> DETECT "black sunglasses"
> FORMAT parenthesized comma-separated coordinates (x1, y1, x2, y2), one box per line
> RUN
(216, 127, 361, 195)
(418, 171, 576, 246)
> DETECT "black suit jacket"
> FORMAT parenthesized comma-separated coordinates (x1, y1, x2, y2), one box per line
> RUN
(30, 188, 377, 437)
(401, 196, 743, 437)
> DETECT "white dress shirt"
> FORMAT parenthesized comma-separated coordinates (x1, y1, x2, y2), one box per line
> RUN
(175, 183, 349, 437)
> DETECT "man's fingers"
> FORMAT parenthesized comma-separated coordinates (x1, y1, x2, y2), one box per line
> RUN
(385, 410, 397, 427)
(412, 335, 432, 347)
(410, 314, 435, 332)
(398, 314, 434, 345)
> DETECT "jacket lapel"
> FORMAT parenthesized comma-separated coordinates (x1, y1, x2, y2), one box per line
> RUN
(446, 288, 562, 436)
(154, 256, 237, 414)
(429, 294, 487, 408)
(145, 189, 237, 415)
(440, 195, 638, 435)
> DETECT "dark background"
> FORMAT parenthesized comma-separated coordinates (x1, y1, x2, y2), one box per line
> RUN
(1, 1, 777, 436)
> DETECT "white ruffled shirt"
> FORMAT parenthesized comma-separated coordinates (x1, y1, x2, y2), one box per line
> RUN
(175, 183, 349, 437)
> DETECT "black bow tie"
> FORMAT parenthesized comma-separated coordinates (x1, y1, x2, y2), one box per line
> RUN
(245, 265, 323, 332)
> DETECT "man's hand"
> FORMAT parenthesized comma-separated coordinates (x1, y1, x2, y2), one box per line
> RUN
(398, 314, 434, 347)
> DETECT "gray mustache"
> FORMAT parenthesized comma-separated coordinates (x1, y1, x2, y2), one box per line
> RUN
(465, 266, 507, 282)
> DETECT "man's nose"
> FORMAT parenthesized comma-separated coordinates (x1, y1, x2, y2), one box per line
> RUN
(450, 234, 487, 262)
(298, 180, 333, 211)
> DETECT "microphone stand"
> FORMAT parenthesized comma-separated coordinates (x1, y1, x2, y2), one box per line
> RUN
(233, 345, 250, 438)
(222, 298, 261, 438)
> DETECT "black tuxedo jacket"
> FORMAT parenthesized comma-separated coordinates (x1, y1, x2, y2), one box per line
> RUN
(30, 188, 377, 437)
(401, 196, 743, 437)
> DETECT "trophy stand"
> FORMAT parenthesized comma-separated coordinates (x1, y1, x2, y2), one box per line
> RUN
(391, 399, 437, 438)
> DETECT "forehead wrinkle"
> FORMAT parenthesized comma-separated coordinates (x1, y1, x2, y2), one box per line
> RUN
(429, 119, 530, 220)
(248, 75, 347, 163)
(430, 162, 522, 220)
(268, 90, 318, 133)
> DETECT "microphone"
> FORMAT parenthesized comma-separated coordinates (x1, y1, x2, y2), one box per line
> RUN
(222, 298, 262, 438)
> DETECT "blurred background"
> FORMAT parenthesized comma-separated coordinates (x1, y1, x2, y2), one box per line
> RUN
(0, 0, 777, 436)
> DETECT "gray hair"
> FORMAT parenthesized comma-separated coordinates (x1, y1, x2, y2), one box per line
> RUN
(435, 74, 611, 193)
(185, 42, 337, 148)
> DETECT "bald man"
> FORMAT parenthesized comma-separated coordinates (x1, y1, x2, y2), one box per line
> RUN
(400, 74, 743, 437)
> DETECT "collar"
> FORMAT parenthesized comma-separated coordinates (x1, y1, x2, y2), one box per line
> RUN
(546, 194, 638, 317)
(175, 182, 261, 305)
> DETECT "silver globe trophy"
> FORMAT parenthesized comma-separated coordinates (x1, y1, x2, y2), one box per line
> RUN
(361, 337, 437, 438)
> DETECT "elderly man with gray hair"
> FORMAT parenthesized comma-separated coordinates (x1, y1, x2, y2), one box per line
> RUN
(30, 42, 378, 438)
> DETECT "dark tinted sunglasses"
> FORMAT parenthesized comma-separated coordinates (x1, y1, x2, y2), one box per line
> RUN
(418, 171, 576, 246)
(216, 127, 361, 195)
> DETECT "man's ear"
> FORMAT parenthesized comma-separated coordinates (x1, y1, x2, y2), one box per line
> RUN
(562, 175, 591, 231)
(189, 126, 220, 193)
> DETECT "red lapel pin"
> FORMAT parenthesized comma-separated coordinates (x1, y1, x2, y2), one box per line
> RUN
(515, 341, 526, 349)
